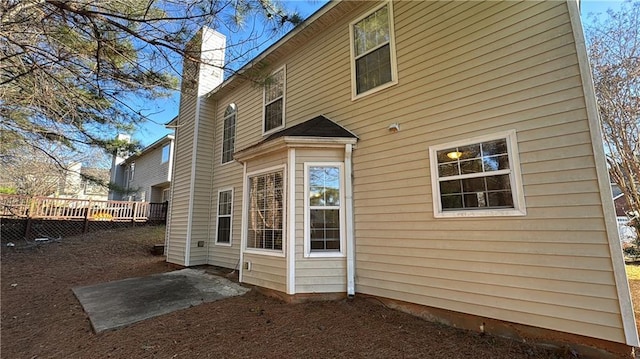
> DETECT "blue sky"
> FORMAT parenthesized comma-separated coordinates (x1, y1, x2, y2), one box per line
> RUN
(133, 0, 624, 147)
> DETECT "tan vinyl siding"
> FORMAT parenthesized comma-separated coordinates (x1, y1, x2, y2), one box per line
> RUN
(186, 0, 628, 344)
(240, 151, 288, 291)
(188, 99, 216, 265)
(207, 97, 244, 269)
(346, 1, 623, 343)
(242, 253, 286, 292)
(166, 95, 197, 265)
(294, 148, 347, 293)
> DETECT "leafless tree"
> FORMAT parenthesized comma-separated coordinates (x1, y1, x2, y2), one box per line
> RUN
(585, 1, 640, 236)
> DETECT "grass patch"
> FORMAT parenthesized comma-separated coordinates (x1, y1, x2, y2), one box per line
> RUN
(626, 264, 640, 280)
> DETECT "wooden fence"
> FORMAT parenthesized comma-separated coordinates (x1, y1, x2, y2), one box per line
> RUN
(0, 194, 168, 241)
(0, 194, 167, 221)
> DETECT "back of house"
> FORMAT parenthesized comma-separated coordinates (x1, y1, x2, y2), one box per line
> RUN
(166, 1, 638, 356)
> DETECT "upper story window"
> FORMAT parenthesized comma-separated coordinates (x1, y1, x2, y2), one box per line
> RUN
(222, 104, 236, 164)
(429, 130, 526, 218)
(350, 2, 397, 99)
(161, 144, 170, 163)
(263, 67, 285, 134)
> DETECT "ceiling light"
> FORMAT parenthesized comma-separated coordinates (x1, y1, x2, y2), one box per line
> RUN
(446, 151, 462, 160)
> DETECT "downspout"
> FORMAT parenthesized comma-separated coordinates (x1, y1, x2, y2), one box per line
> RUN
(239, 162, 248, 283)
(287, 148, 296, 294)
(345, 144, 355, 297)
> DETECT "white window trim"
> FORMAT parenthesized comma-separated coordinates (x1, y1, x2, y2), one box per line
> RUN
(221, 103, 237, 165)
(215, 187, 234, 246)
(428, 130, 527, 218)
(262, 66, 286, 136)
(349, 1, 398, 101)
(304, 162, 346, 258)
(243, 165, 286, 257)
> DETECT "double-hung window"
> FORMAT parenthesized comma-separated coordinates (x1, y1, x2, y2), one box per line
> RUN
(305, 164, 344, 256)
(216, 189, 233, 245)
(263, 67, 285, 134)
(247, 169, 284, 251)
(350, 2, 397, 98)
(221, 104, 236, 164)
(429, 130, 526, 217)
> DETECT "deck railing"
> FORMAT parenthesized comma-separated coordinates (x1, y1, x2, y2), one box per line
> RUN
(0, 194, 167, 222)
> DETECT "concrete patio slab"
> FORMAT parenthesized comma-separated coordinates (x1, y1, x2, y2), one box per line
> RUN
(72, 269, 249, 333)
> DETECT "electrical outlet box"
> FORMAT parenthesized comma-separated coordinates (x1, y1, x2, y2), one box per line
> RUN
(243, 261, 252, 271)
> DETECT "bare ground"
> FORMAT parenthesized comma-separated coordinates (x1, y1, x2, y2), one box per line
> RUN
(0, 226, 622, 358)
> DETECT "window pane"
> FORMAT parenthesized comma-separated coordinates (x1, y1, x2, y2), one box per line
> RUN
(441, 194, 463, 209)
(461, 177, 485, 193)
(217, 217, 231, 243)
(435, 135, 520, 213)
(264, 99, 282, 132)
(482, 139, 507, 156)
(354, 5, 389, 56)
(309, 209, 340, 252)
(247, 171, 283, 250)
(222, 105, 236, 163)
(438, 162, 459, 177)
(265, 70, 284, 102)
(458, 144, 481, 160)
(440, 180, 461, 195)
(437, 148, 459, 164)
(486, 174, 511, 191)
(463, 192, 487, 208)
(355, 44, 391, 94)
(309, 167, 340, 206)
(460, 159, 483, 174)
(487, 191, 514, 208)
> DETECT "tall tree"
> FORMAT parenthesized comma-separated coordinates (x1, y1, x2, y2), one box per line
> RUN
(585, 1, 640, 235)
(0, 0, 301, 169)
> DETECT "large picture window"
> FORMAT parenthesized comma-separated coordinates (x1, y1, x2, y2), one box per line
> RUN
(216, 189, 233, 245)
(429, 131, 526, 217)
(263, 67, 285, 134)
(247, 169, 284, 251)
(350, 2, 397, 98)
(221, 104, 236, 164)
(305, 164, 344, 256)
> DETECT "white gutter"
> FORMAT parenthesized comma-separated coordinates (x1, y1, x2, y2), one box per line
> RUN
(345, 143, 355, 297)
(287, 148, 296, 294)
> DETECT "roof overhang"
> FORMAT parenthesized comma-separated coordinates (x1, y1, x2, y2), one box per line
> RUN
(234, 136, 357, 163)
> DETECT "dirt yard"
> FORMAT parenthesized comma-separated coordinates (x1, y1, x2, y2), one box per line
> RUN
(0, 226, 626, 358)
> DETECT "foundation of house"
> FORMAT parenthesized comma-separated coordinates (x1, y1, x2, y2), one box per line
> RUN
(254, 287, 634, 359)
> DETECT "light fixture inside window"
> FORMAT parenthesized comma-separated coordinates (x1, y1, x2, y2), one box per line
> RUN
(446, 151, 462, 160)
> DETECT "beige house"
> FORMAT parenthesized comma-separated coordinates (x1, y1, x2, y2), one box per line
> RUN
(166, 1, 638, 355)
(109, 134, 174, 202)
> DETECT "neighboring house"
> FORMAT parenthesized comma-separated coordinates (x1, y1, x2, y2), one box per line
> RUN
(612, 184, 638, 244)
(109, 134, 174, 202)
(57, 162, 109, 201)
(167, 1, 638, 355)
